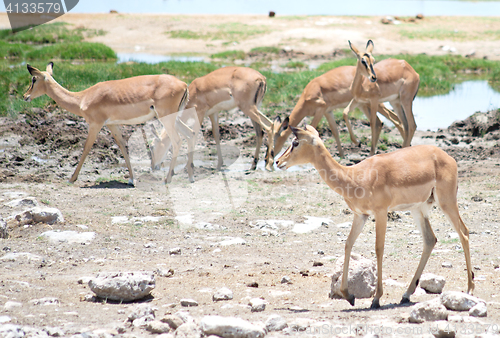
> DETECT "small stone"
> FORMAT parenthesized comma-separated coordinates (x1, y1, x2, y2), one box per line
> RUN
(420, 273, 446, 294)
(169, 247, 181, 255)
(160, 315, 184, 330)
(312, 261, 323, 267)
(180, 299, 198, 307)
(281, 276, 292, 284)
(156, 268, 174, 277)
(469, 302, 487, 317)
(29, 297, 59, 306)
(175, 322, 201, 338)
(247, 282, 258, 288)
(133, 314, 155, 328)
(44, 326, 64, 337)
(441, 262, 453, 268)
(11, 206, 64, 225)
(89, 271, 155, 302)
(4, 197, 38, 208)
(127, 304, 157, 322)
(200, 316, 265, 338)
(329, 253, 376, 299)
(249, 298, 266, 312)
(146, 320, 171, 334)
(265, 314, 287, 332)
(409, 298, 448, 323)
(213, 287, 233, 301)
(440, 291, 485, 311)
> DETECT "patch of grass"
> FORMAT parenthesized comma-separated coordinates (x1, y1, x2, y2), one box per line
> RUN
(167, 30, 209, 40)
(285, 61, 306, 69)
(25, 42, 117, 61)
(0, 40, 33, 58)
(211, 23, 270, 41)
(316, 57, 358, 72)
(210, 50, 246, 60)
(250, 46, 281, 54)
(399, 28, 500, 41)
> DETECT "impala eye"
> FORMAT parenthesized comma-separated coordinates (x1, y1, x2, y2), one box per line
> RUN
(361, 59, 367, 67)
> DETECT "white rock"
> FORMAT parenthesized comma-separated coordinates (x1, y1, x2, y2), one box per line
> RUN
(30, 297, 59, 306)
(420, 273, 446, 294)
(200, 316, 265, 338)
(160, 315, 184, 330)
(213, 287, 233, 301)
(281, 276, 292, 284)
(0, 316, 11, 324)
(175, 322, 202, 338)
(11, 207, 64, 225)
(441, 262, 453, 268)
(146, 320, 171, 334)
(175, 311, 194, 324)
(40, 230, 95, 244)
(4, 302, 22, 311)
(0, 220, 7, 239)
(127, 304, 157, 322)
(469, 302, 487, 317)
(249, 298, 266, 312)
(409, 298, 448, 323)
(44, 326, 64, 337)
(265, 315, 287, 332)
(180, 299, 199, 307)
(329, 253, 376, 299)
(169, 247, 181, 255)
(133, 314, 155, 328)
(89, 271, 155, 301)
(440, 291, 485, 311)
(4, 197, 38, 208)
(219, 237, 246, 246)
(0, 252, 42, 262)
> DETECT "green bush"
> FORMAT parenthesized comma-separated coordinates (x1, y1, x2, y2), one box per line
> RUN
(25, 42, 117, 61)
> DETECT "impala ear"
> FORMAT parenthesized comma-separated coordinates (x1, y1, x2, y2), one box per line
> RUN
(348, 40, 360, 58)
(46, 62, 54, 75)
(274, 115, 281, 124)
(366, 40, 374, 54)
(27, 64, 40, 76)
(305, 125, 320, 136)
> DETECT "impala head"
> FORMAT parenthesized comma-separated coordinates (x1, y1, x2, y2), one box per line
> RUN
(275, 125, 320, 170)
(264, 116, 290, 170)
(349, 40, 377, 83)
(24, 62, 54, 102)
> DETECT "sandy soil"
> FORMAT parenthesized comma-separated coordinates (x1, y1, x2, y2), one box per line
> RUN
(1, 13, 500, 338)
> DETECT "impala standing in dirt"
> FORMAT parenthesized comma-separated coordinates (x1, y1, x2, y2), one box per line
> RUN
(24, 62, 191, 185)
(276, 125, 474, 309)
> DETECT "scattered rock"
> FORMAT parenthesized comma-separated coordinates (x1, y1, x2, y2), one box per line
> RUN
(409, 298, 448, 323)
(281, 276, 292, 284)
(441, 262, 453, 268)
(180, 299, 199, 307)
(288, 318, 315, 332)
(146, 320, 171, 334)
(160, 315, 185, 330)
(156, 268, 175, 277)
(312, 261, 323, 267)
(219, 237, 246, 246)
(89, 271, 155, 302)
(175, 322, 202, 338)
(247, 282, 258, 288)
(200, 316, 266, 338)
(29, 297, 59, 306)
(249, 298, 266, 312)
(0, 220, 7, 239)
(469, 302, 487, 317)
(440, 291, 485, 311)
(40, 230, 95, 244)
(127, 304, 157, 322)
(4, 197, 39, 208)
(329, 253, 376, 299)
(44, 326, 64, 337)
(265, 314, 287, 332)
(10, 207, 64, 225)
(213, 287, 233, 301)
(175, 311, 194, 324)
(420, 273, 446, 294)
(133, 314, 155, 328)
(0, 252, 42, 262)
(169, 247, 182, 255)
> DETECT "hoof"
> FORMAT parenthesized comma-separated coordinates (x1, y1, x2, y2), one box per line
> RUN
(346, 295, 355, 306)
(400, 297, 410, 304)
(127, 178, 134, 186)
(370, 299, 380, 309)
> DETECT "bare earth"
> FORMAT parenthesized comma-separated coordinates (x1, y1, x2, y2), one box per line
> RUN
(1, 13, 500, 338)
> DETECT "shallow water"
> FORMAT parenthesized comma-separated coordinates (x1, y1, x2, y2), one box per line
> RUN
(117, 53, 204, 64)
(70, 0, 500, 16)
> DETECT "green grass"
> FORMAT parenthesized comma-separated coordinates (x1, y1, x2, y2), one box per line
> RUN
(210, 50, 246, 60)
(167, 23, 269, 42)
(0, 40, 33, 58)
(0, 22, 105, 44)
(399, 28, 500, 41)
(25, 42, 117, 61)
(167, 30, 209, 40)
(285, 61, 306, 69)
(250, 46, 281, 54)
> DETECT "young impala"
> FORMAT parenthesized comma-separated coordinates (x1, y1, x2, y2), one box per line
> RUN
(24, 62, 191, 185)
(276, 125, 474, 309)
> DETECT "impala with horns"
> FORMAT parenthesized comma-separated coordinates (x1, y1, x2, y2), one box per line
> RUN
(150, 67, 276, 173)
(343, 40, 420, 155)
(270, 66, 405, 158)
(276, 125, 474, 309)
(24, 62, 192, 185)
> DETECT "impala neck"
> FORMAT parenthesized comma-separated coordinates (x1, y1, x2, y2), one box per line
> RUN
(45, 77, 84, 117)
(311, 142, 354, 198)
(350, 60, 365, 97)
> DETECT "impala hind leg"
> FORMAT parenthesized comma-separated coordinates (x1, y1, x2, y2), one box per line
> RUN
(175, 116, 197, 183)
(324, 111, 344, 158)
(69, 123, 103, 183)
(339, 213, 368, 306)
(107, 125, 134, 186)
(209, 113, 224, 171)
(343, 100, 360, 146)
(250, 120, 263, 170)
(401, 204, 437, 304)
(371, 211, 388, 309)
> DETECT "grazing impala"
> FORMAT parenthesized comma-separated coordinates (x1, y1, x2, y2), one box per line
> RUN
(276, 125, 474, 309)
(343, 40, 420, 155)
(270, 66, 405, 158)
(24, 62, 190, 185)
(150, 67, 275, 174)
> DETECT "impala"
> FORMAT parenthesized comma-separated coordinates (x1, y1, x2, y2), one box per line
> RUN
(343, 40, 420, 155)
(150, 67, 275, 173)
(270, 66, 405, 159)
(276, 125, 474, 309)
(24, 62, 190, 185)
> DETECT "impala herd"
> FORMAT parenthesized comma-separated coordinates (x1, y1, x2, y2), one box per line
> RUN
(23, 40, 474, 309)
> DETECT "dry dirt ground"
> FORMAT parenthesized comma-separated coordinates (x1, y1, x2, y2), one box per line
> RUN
(1, 13, 500, 338)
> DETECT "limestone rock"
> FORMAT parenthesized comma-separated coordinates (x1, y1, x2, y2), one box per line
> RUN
(89, 271, 155, 302)
(249, 298, 266, 312)
(146, 320, 171, 334)
(440, 291, 485, 311)
(11, 207, 64, 225)
(469, 302, 487, 317)
(200, 316, 265, 338)
(265, 315, 287, 332)
(160, 315, 185, 330)
(420, 273, 446, 294)
(329, 253, 376, 299)
(409, 298, 448, 323)
(213, 287, 233, 301)
(175, 322, 202, 338)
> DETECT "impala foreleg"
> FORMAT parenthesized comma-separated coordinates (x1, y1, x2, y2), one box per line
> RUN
(372, 211, 388, 309)
(209, 113, 223, 171)
(340, 213, 368, 306)
(175, 116, 196, 183)
(369, 103, 383, 156)
(343, 99, 360, 146)
(69, 123, 103, 183)
(107, 125, 135, 186)
(324, 111, 344, 158)
(401, 206, 437, 304)
(251, 120, 263, 171)
(377, 104, 406, 141)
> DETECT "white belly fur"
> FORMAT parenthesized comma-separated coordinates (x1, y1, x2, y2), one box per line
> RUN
(206, 98, 237, 117)
(106, 109, 156, 125)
